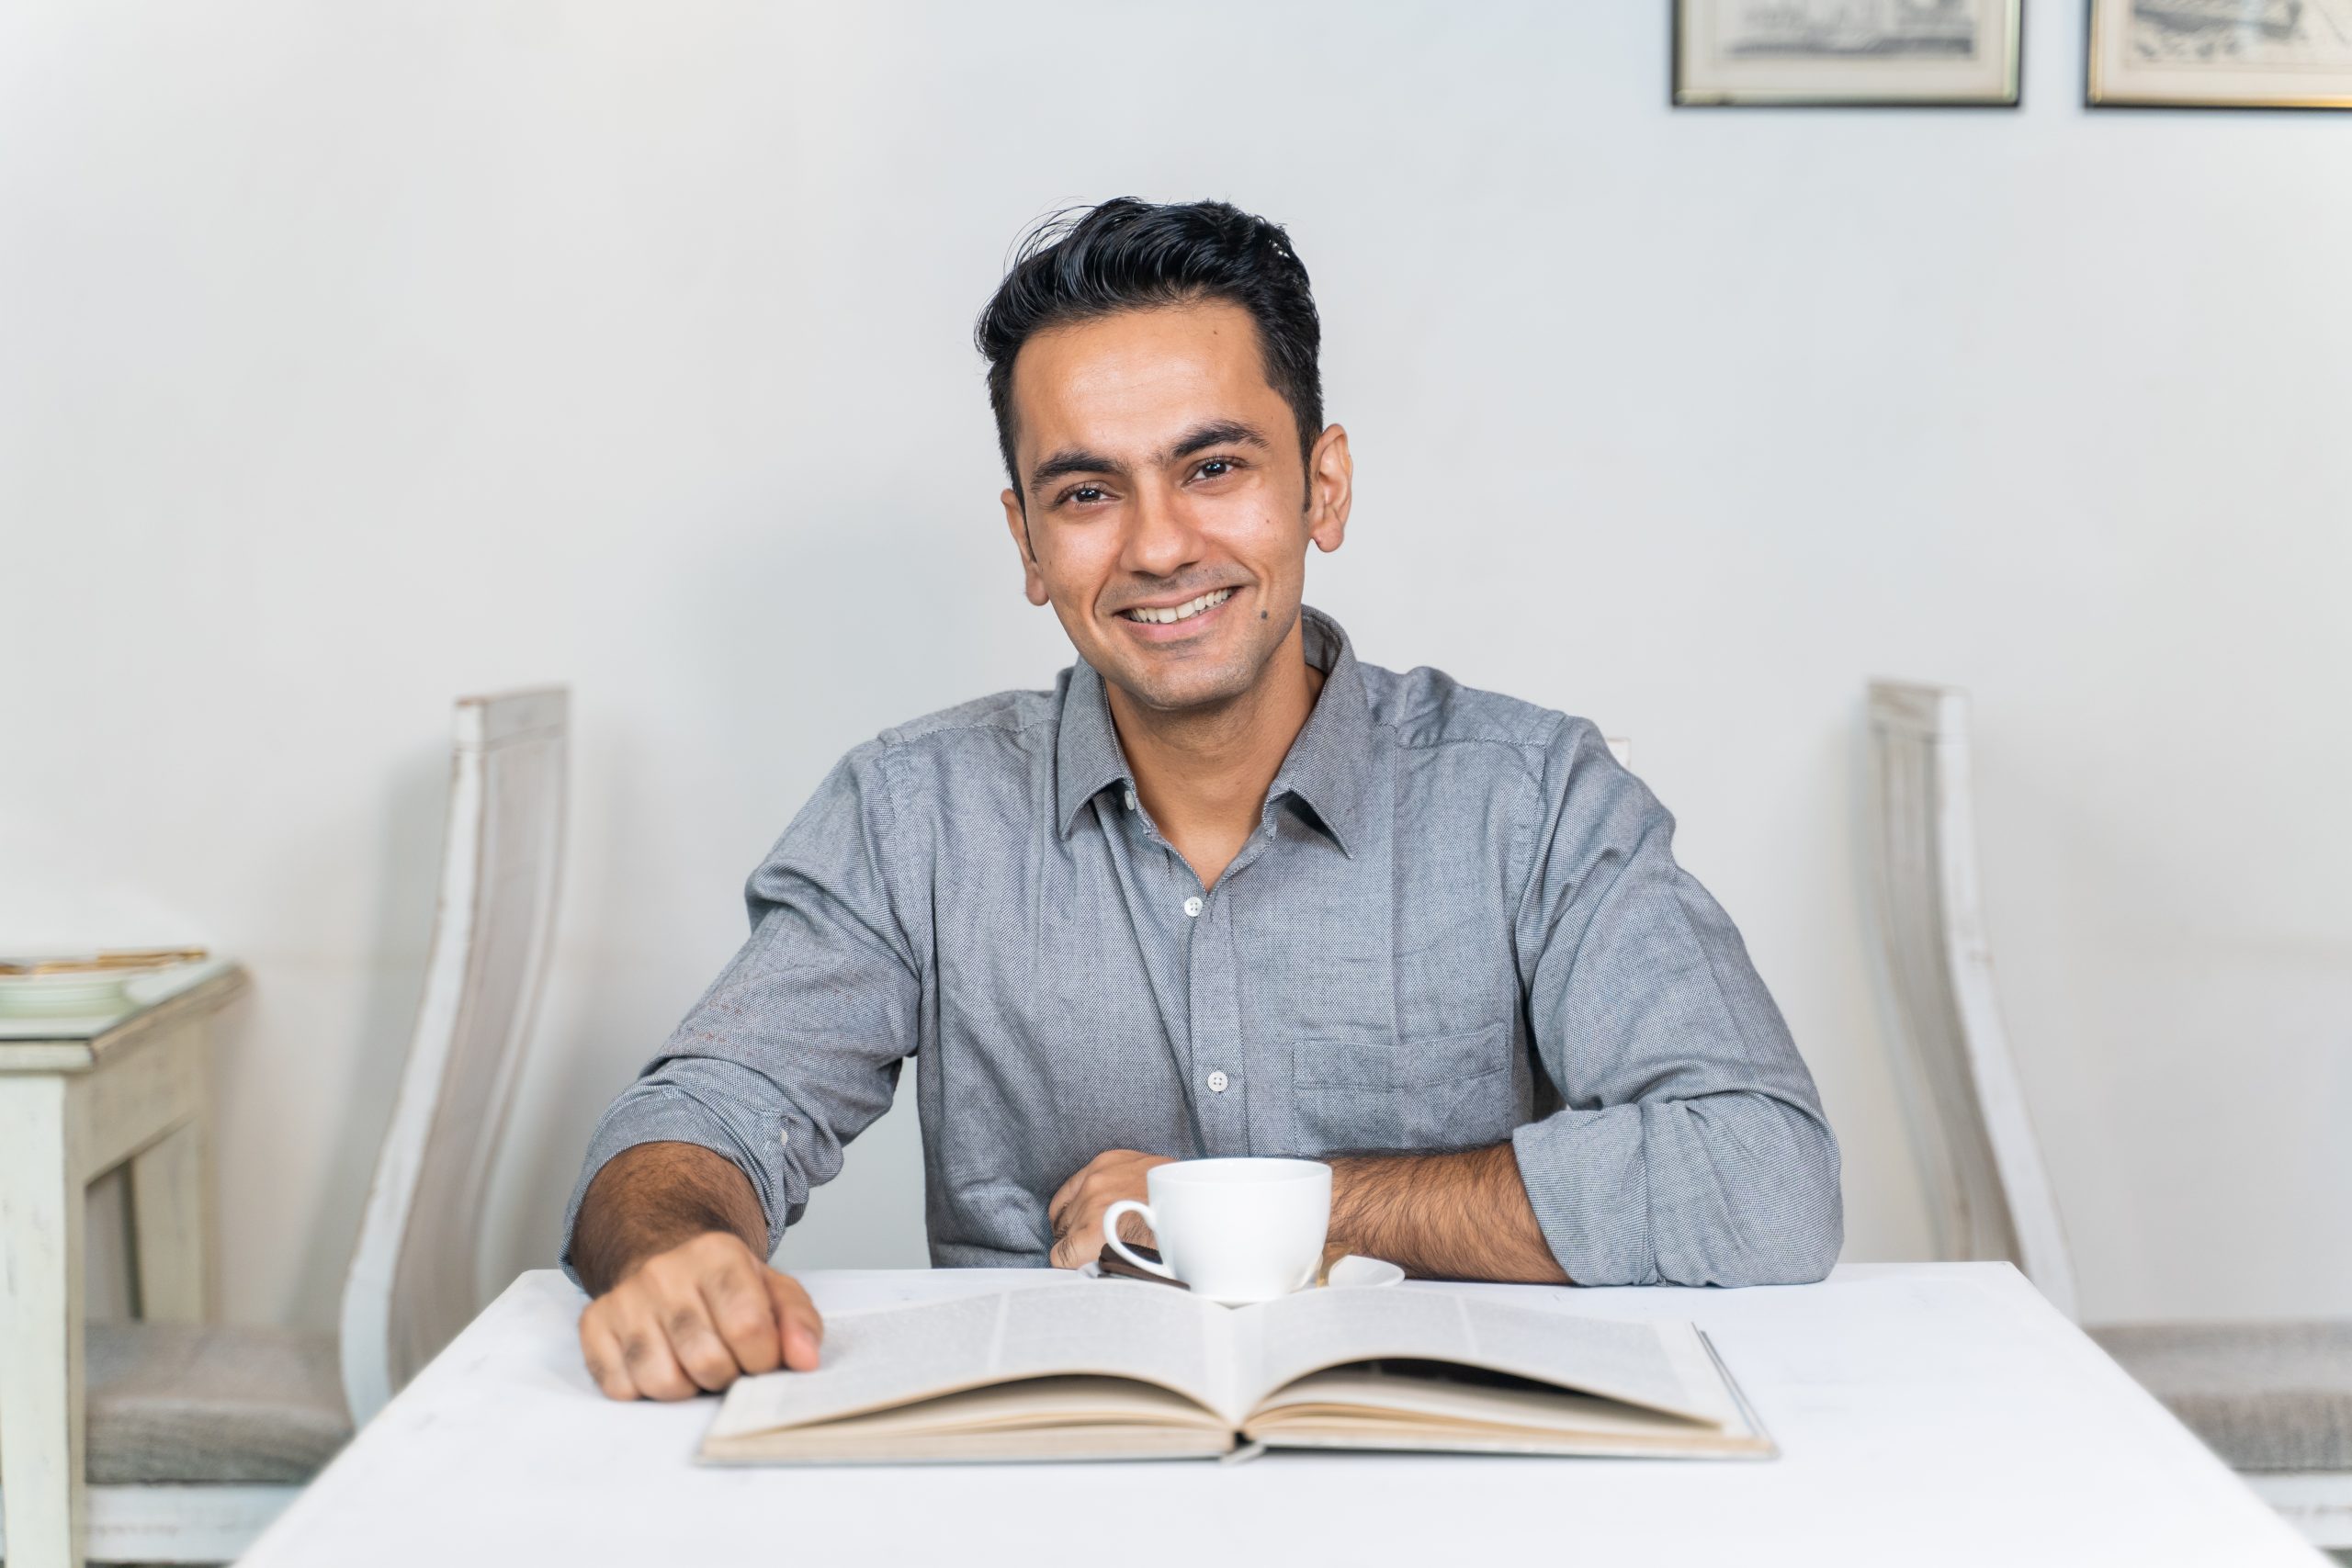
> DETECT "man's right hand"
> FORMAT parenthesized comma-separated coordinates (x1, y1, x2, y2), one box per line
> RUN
(577, 1230, 823, 1400)
(569, 1141, 825, 1398)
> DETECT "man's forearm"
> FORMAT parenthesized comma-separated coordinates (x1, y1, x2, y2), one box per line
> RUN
(571, 1141, 769, 1297)
(1327, 1143, 1569, 1283)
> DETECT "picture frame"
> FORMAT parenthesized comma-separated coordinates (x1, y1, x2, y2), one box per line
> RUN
(2088, 0, 2352, 108)
(1673, 0, 2023, 107)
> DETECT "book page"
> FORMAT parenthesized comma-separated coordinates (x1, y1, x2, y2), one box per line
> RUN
(1238, 1287, 1719, 1425)
(1250, 1367, 1702, 1438)
(708, 1281, 1238, 1439)
(740, 1376, 1223, 1438)
(1245, 1351, 1760, 1449)
(703, 1376, 1234, 1463)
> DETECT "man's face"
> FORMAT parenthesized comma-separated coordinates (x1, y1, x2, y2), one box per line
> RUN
(1000, 301, 1350, 715)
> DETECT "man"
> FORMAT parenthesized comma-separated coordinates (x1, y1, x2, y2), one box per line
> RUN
(565, 198, 1841, 1402)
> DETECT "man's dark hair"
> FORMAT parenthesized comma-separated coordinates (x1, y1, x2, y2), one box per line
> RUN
(975, 197, 1323, 503)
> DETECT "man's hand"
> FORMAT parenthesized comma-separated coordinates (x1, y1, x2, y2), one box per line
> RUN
(570, 1140, 823, 1400)
(1047, 1148, 1174, 1269)
(577, 1230, 822, 1401)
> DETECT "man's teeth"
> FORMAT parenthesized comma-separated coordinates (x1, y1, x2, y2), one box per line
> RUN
(1125, 588, 1235, 625)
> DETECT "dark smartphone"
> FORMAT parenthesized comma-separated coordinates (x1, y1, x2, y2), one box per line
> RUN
(1094, 1242, 1187, 1289)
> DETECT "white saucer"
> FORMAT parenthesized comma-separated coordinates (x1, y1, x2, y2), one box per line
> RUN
(1080, 1254, 1406, 1292)
(1322, 1254, 1407, 1290)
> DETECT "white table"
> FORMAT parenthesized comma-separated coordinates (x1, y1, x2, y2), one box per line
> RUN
(238, 1262, 2323, 1568)
(0, 959, 243, 1568)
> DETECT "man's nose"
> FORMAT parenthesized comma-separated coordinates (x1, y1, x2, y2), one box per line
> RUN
(1119, 479, 1204, 580)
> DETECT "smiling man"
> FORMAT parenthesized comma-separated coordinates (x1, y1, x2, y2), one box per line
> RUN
(561, 199, 1841, 1401)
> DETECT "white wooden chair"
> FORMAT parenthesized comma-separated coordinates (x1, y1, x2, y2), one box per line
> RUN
(0, 688, 568, 1566)
(1864, 679, 2352, 1550)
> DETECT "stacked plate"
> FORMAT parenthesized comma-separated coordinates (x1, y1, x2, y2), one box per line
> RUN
(0, 949, 208, 1017)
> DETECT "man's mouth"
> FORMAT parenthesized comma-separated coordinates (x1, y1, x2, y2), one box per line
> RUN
(1120, 587, 1236, 626)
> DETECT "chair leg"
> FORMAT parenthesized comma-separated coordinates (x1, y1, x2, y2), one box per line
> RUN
(0, 1075, 88, 1568)
(130, 1118, 213, 1322)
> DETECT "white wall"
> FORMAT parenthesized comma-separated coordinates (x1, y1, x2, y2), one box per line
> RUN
(4, 1, 2346, 1331)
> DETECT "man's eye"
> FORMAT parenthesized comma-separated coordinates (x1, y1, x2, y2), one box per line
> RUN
(1066, 485, 1106, 505)
(1195, 458, 1237, 480)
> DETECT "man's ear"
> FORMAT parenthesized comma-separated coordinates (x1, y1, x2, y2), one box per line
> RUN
(1001, 487, 1049, 605)
(1306, 423, 1352, 555)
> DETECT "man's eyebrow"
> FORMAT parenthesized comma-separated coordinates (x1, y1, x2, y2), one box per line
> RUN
(1029, 447, 1121, 492)
(1166, 420, 1270, 462)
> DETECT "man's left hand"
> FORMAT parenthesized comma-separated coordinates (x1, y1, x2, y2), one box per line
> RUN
(1047, 1149, 1175, 1269)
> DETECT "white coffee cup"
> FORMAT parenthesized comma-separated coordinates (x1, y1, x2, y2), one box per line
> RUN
(1101, 1157, 1332, 1304)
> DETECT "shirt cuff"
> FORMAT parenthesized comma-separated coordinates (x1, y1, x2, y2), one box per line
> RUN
(557, 1088, 784, 1289)
(1510, 1105, 1656, 1286)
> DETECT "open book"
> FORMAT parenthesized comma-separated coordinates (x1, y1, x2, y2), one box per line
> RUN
(701, 1280, 1771, 1463)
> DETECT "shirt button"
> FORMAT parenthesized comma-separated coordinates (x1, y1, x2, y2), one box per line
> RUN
(778, 1126, 790, 1147)
(1206, 1069, 1230, 1093)
(1124, 787, 1137, 811)
(1183, 896, 1204, 918)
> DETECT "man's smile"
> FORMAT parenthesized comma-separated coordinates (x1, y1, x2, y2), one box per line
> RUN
(1115, 585, 1238, 642)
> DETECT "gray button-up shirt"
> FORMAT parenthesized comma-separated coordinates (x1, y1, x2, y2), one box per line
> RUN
(562, 608, 1841, 1286)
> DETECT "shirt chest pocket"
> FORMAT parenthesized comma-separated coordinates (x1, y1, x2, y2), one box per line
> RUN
(1289, 1021, 1521, 1156)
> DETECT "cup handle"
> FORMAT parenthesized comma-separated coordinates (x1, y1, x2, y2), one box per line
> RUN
(1101, 1200, 1174, 1280)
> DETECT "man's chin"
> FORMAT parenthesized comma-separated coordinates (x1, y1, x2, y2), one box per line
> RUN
(1074, 606, 1288, 716)
(1100, 656, 1258, 717)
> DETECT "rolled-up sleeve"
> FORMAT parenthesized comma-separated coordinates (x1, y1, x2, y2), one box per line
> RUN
(1508, 720, 1842, 1287)
(559, 739, 924, 1281)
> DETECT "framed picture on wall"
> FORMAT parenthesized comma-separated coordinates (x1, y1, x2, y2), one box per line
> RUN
(2089, 0, 2352, 107)
(1673, 0, 2023, 106)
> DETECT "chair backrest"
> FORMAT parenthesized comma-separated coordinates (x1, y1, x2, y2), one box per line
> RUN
(339, 688, 569, 1423)
(1863, 680, 2078, 1319)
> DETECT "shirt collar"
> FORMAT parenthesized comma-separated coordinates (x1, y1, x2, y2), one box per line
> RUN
(1053, 658, 1133, 840)
(1054, 604, 1370, 858)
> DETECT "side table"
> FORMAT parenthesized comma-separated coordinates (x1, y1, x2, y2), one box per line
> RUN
(0, 959, 246, 1568)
